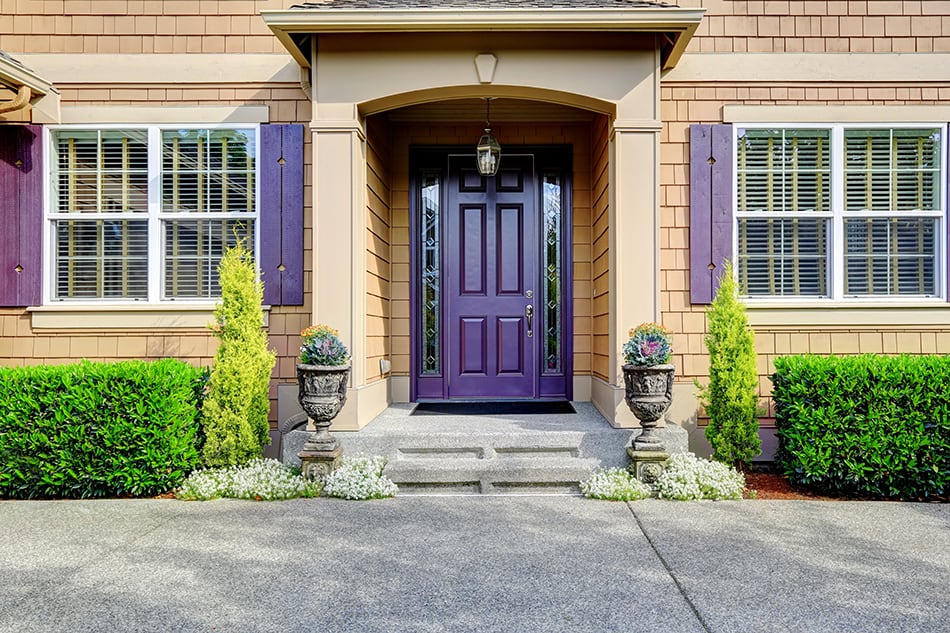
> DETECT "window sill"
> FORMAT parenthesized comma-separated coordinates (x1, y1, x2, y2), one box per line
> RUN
(29, 304, 270, 331)
(745, 301, 950, 328)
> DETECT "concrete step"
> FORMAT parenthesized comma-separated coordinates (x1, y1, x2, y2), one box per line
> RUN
(384, 455, 603, 495)
(280, 402, 689, 495)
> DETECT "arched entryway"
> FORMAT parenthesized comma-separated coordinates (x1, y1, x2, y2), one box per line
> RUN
(364, 98, 603, 404)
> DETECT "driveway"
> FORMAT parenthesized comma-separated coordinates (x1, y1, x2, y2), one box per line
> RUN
(0, 497, 946, 632)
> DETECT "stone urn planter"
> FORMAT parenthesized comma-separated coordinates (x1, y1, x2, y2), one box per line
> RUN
(297, 363, 350, 449)
(296, 363, 350, 480)
(295, 324, 352, 480)
(622, 322, 676, 483)
(622, 363, 674, 452)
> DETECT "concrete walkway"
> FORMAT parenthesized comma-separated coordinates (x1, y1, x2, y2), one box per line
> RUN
(0, 497, 946, 632)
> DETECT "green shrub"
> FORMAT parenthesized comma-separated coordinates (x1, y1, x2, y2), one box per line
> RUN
(0, 360, 203, 499)
(702, 261, 761, 468)
(201, 240, 277, 467)
(772, 354, 950, 500)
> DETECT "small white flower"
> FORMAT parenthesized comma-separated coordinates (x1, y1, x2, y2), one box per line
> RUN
(580, 467, 652, 501)
(323, 455, 398, 500)
(655, 452, 745, 501)
(176, 458, 321, 501)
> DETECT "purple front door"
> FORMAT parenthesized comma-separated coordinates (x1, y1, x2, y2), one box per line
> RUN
(411, 146, 572, 402)
(445, 154, 537, 398)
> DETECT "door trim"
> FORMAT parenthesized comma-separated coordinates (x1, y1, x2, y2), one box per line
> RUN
(409, 145, 573, 401)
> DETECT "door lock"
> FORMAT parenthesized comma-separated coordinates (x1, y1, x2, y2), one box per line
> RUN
(526, 304, 534, 338)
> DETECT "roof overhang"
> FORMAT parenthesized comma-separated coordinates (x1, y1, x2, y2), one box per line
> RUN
(0, 54, 56, 99)
(261, 7, 705, 71)
(0, 51, 60, 121)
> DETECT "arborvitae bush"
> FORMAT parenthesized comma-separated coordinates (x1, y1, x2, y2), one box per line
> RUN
(201, 240, 276, 467)
(702, 261, 761, 468)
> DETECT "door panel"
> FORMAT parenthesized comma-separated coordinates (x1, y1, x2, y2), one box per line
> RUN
(459, 317, 487, 374)
(497, 317, 525, 374)
(497, 205, 524, 295)
(460, 205, 487, 295)
(446, 154, 537, 398)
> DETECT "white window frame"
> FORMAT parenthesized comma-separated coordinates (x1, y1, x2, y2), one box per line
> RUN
(42, 123, 261, 306)
(734, 122, 947, 303)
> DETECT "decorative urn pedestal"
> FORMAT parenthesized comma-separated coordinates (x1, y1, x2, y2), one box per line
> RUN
(296, 363, 350, 480)
(622, 363, 675, 484)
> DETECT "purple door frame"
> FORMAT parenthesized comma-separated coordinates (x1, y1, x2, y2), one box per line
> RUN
(410, 146, 573, 401)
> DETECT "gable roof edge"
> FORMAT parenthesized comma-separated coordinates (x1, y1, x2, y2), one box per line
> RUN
(261, 7, 705, 70)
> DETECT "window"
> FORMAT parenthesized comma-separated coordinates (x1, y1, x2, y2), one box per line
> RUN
(48, 126, 257, 302)
(735, 125, 944, 300)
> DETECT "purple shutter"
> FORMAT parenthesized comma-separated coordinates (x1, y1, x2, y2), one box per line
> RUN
(0, 124, 43, 307)
(689, 123, 734, 304)
(260, 123, 304, 306)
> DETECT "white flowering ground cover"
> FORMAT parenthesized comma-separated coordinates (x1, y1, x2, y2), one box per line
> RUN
(176, 458, 321, 501)
(322, 455, 398, 500)
(655, 452, 745, 501)
(581, 452, 745, 502)
(579, 467, 652, 501)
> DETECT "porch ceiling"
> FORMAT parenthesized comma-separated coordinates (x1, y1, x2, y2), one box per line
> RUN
(261, 2, 705, 71)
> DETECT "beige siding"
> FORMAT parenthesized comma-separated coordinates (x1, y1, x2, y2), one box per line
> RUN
(364, 116, 392, 384)
(685, 0, 950, 52)
(590, 115, 610, 381)
(7, 0, 950, 56)
(0, 0, 288, 53)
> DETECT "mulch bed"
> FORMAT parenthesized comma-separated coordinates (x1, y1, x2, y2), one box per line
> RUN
(744, 471, 835, 500)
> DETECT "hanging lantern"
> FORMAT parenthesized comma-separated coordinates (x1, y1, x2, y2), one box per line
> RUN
(475, 98, 501, 176)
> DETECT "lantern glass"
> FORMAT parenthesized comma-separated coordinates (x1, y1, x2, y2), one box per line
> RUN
(476, 130, 501, 176)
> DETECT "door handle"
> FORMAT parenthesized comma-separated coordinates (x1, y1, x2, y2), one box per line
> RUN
(526, 304, 534, 338)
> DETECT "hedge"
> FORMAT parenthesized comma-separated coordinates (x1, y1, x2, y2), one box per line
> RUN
(0, 360, 205, 499)
(772, 354, 950, 500)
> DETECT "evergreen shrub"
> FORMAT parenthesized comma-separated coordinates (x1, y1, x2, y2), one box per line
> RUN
(0, 360, 203, 498)
(702, 261, 761, 468)
(772, 354, 950, 500)
(201, 240, 277, 467)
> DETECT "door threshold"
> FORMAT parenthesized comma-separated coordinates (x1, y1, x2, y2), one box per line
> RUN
(411, 401, 576, 416)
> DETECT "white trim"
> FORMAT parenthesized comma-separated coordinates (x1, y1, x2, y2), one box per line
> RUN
(14, 53, 299, 86)
(831, 126, 845, 300)
(725, 105, 950, 124)
(746, 304, 950, 328)
(147, 127, 162, 303)
(59, 106, 270, 125)
(43, 123, 261, 306)
(668, 53, 950, 84)
(734, 123, 947, 302)
(28, 304, 229, 330)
